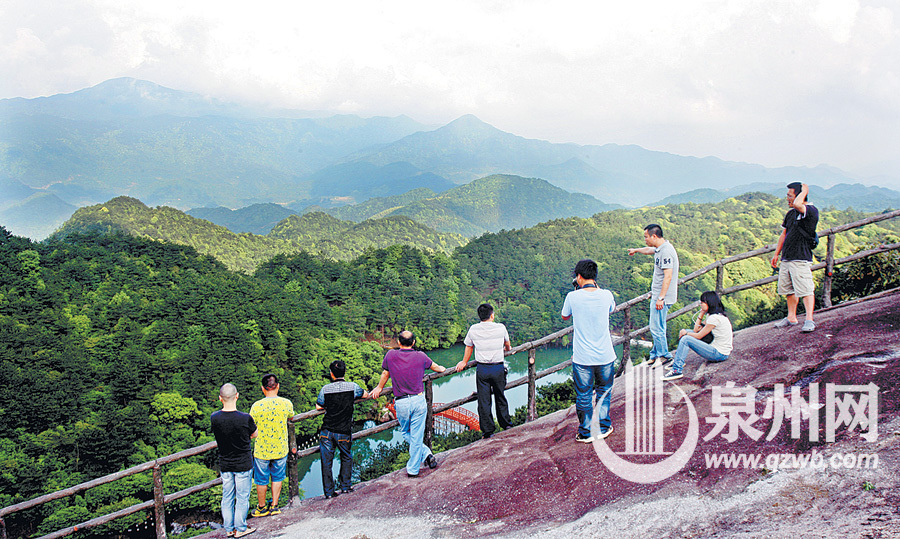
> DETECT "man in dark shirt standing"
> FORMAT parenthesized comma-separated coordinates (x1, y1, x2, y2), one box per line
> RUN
(211, 383, 258, 538)
(316, 360, 369, 498)
(771, 182, 819, 332)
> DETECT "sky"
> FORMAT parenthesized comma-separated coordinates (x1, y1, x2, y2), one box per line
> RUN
(1, 0, 898, 183)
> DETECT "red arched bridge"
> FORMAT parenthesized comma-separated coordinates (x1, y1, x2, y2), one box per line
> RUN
(387, 401, 480, 435)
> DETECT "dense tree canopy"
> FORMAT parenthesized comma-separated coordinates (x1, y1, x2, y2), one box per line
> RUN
(56, 197, 466, 273)
(1, 195, 898, 537)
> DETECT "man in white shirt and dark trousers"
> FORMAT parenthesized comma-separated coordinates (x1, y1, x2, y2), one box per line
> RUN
(456, 303, 512, 439)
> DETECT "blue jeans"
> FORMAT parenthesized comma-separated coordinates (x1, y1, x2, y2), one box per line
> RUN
(671, 336, 728, 373)
(221, 469, 252, 533)
(573, 362, 615, 438)
(395, 393, 432, 475)
(649, 303, 672, 360)
(319, 429, 352, 496)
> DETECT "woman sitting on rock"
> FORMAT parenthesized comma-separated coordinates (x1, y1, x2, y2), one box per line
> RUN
(662, 291, 733, 380)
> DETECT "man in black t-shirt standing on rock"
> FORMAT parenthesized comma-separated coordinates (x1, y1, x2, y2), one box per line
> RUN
(771, 182, 819, 333)
(211, 383, 258, 538)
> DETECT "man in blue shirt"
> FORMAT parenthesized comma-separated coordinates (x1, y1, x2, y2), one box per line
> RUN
(562, 259, 617, 443)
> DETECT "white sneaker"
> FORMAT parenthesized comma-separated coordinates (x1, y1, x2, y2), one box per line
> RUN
(774, 317, 798, 328)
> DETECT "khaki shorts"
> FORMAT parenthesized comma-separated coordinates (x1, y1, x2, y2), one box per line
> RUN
(778, 260, 814, 297)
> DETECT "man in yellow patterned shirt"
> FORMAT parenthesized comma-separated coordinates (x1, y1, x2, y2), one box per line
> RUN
(249, 373, 295, 517)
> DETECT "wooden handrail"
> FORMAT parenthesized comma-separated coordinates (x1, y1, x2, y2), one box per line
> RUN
(0, 440, 218, 520)
(5, 210, 899, 539)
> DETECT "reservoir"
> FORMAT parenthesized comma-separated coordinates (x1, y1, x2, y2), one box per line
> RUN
(295, 343, 575, 499)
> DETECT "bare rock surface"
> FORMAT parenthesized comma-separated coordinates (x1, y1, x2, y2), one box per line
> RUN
(201, 290, 900, 538)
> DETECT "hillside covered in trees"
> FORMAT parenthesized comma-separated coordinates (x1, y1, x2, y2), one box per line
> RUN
(2, 194, 898, 536)
(185, 174, 618, 238)
(55, 197, 466, 273)
(0, 231, 479, 536)
(325, 174, 619, 237)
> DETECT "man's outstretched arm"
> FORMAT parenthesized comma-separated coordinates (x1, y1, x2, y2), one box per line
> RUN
(371, 370, 390, 399)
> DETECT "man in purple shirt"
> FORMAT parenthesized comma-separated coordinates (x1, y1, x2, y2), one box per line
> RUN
(372, 330, 447, 477)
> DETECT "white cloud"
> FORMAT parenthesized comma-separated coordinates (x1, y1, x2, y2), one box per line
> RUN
(5, 28, 47, 60)
(813, 0, 860, 43)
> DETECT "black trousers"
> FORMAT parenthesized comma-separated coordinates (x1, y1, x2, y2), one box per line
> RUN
(476, 363, 512, 434)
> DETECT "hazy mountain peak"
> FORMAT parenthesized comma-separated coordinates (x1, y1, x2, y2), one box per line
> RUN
(1, 77, 251, 121)
(439, 114, 503, 135)
(82, 77, 169, 98)
(80, 78, 226, 110)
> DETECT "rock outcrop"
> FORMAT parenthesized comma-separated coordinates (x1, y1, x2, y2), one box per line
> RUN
(206, 290, 900, 538)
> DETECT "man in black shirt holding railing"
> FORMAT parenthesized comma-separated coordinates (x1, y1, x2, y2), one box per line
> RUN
(316, 360, 369, 498)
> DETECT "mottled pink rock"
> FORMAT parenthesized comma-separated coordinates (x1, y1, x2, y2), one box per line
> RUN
(199, 290, 900, 538)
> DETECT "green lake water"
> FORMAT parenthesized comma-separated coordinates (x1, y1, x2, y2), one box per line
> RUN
(296, 343, 576, 499)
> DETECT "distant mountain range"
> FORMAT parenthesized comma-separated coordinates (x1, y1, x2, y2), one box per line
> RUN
(325, 174, 619, 237)
(301, 161, 454, 203)
(2, 77, 894, 240)
(654, 183, 900, 212)
(188, 175, 618, 237)
(0, 190, 77, 239)
(0, 78, 430, 208)
(187, 203, 297, 235)
(334, 114, 868, 207)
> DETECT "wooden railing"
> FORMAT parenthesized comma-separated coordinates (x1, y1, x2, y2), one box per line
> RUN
(2, 209, 898, 539)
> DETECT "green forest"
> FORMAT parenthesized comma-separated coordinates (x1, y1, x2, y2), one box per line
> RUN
(325, 175, 618, 237)
(2, 193, 899, 537)
(57, 197, 467, 273)
(54, 174, 619, 272)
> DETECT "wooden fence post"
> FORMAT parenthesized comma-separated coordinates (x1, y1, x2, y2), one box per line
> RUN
(824, 234, 836, 308)
(716, 263, 725, 294)
(527, 348, 537, 422)
(424, 378, 434, 449)
(152, 464, 167, 539)
(620, 307, 631, 376)
(287, 421, 299, 504)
